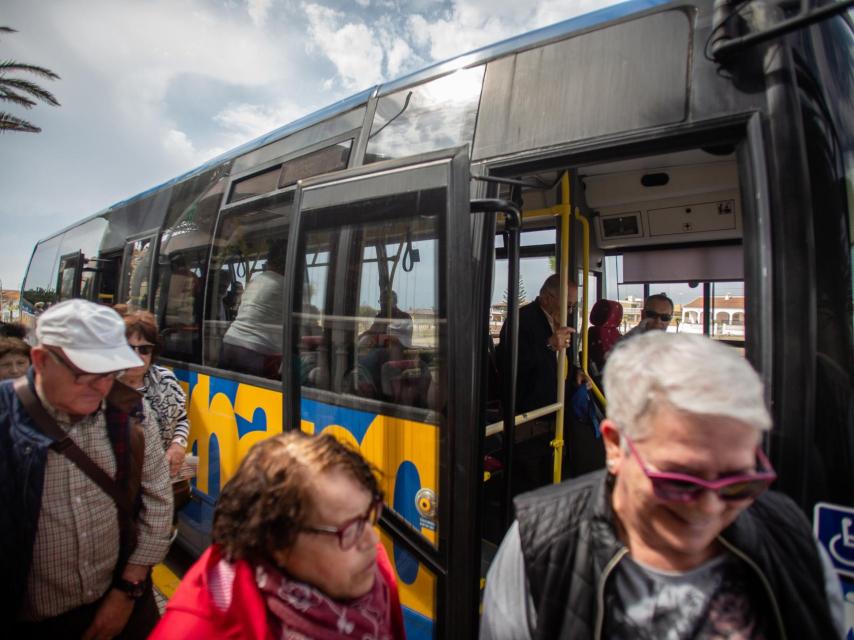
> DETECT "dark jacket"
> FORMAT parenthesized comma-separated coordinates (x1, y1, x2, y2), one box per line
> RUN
(497, 300, 559, 414)
(514, 470, 838, 640)
(0, 371, 144, 621)
(0, 371, 55, 621)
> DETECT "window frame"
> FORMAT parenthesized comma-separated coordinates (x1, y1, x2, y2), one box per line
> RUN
(283, 146, 479, 639)
(118, 230, 159, 310)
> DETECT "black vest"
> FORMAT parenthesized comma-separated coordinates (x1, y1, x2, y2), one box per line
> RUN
(514, 471, 837, 640)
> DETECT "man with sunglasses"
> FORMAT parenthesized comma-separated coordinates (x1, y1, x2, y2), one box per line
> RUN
(1, 299, 173, 639)
(625, 292, 675, 338)
(481, 332, 844, 639)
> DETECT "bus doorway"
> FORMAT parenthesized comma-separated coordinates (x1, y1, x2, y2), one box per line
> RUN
(480, 142, 751, 547)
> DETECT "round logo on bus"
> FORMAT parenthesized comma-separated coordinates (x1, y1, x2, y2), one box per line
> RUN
(415, 488, 437, 519)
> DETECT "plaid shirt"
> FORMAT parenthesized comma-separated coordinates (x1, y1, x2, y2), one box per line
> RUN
(20, 387, 173, 620)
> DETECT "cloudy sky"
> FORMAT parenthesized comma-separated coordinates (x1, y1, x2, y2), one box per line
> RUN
(1, 0, 619, 291)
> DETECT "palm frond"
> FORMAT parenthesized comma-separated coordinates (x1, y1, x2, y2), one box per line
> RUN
(0, 27, 17, 36)
(0, 77, 59, 106)
(0, 88, 37, 109)
(0, 111, 40, 133)
(0, 60, 60, 81)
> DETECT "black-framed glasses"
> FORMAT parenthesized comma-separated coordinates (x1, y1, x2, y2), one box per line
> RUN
(302, 498, 383, 550)
(643, 310, 672, 322)
(46, 349, 123, 385)
(130, 344, 155, 356)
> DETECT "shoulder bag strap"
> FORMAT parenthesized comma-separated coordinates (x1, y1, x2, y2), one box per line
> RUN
(13, 377, 134, 517)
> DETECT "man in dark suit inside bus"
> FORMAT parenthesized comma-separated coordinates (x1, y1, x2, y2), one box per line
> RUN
(496, 274, 577, 415)
(495, 275, 579, 492)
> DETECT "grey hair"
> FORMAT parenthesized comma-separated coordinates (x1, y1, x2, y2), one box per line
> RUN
(603, 332, 771, 440)
(539, 273, 577, 296)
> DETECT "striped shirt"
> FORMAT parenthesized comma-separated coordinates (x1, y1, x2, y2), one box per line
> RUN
(20, 386, 173, 620)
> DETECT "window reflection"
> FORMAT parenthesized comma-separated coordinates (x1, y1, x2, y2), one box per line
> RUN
(296, 189, 445, 413)
(365, 67, 484, 164)
(205, 197, 291, 380)
(123, 237, 154, 310)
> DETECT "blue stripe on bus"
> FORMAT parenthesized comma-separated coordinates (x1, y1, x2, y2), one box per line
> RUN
(300, 397, 376, 445)
(393, 460, 423, 585)
(403, 605, 434, 640)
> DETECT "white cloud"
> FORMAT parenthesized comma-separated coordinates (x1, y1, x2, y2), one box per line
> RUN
(385, 37, 413, 77)
(303, 3, 385, 89)
(214, 101, 306, 139)
(406, 0, 618, 62)
(247, 0, 274, 27)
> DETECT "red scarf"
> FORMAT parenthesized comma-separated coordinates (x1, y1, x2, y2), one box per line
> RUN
(255, 562, 394, 640)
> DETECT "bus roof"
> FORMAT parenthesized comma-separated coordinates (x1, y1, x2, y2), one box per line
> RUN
(43, 0, 671, 243)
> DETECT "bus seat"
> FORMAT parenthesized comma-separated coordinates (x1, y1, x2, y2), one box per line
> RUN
(588, 299, 623, 372)
(381, 359, 427, 406)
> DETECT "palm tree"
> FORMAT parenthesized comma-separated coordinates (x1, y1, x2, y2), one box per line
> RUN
(1, 26, 60, 133)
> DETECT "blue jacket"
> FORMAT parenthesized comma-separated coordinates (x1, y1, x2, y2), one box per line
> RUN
(0, 370, 55, 620)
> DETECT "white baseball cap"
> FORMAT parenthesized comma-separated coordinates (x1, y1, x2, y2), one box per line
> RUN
(36, 299, 144, 373)
(388, 319, 413, 348)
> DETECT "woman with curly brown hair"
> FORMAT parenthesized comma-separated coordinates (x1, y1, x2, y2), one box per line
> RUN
(150, 432, 405, 640)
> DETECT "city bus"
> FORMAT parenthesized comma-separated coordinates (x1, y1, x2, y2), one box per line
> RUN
(20, 0, 854, 636)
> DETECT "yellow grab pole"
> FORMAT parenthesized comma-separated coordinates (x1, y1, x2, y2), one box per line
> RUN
(573, 206, 607, 408)
(552, 173, 572, 484)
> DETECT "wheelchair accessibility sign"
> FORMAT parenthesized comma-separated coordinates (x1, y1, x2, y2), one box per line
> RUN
(814, 502, 854, 639)
(815, 502, 854, 579)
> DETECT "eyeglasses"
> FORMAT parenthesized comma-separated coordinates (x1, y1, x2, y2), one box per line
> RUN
(302, 498, 383, 550)
(623, 434, 776, 503)
(46, 349, 123, 385)
(130, 344, 155, 356)
(643, 310, 672, 322)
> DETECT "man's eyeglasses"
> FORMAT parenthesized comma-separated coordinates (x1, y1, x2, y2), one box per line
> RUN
(643, 310, 672, 322)
(623, 434, 776, 503)
(302, 498, 383, 550)
(46, 349, 123, 385)
(130, 344, 155, 356)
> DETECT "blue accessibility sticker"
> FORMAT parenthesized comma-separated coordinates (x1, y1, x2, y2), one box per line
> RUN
(814, 502, 854, 580)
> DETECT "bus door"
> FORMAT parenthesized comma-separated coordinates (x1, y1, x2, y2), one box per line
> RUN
(119, 231, 158, 310)
(284, 147, 483, 639)
(55, 251, 82, 302)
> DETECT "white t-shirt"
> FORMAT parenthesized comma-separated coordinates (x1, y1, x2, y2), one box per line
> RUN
(222, 270, 284, 354)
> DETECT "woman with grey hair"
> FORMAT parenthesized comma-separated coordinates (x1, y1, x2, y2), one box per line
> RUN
(481, 332, 844, 639)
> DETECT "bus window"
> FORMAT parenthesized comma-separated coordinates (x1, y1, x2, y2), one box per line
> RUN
(297, 214, 440, 412)
(121, 236, 155, 310)
(709, 281, 745, 343)
(56, 252, 81, 301)
(155, 173, 225, 363)
(365, 66, 484, 164)
(204, 196, 292, 380)
(22, 235, 62, 314)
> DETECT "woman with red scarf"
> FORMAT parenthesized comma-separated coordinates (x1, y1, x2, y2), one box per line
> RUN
(150, 432, 406, 640)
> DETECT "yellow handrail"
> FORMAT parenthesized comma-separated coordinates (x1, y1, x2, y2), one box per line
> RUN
(572, 205, 607, 408)
(552, 174, 571, 483)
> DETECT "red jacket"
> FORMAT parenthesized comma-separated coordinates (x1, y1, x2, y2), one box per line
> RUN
(150, 543, 405, 640)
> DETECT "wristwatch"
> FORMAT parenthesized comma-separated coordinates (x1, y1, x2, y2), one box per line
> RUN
(172, 435, 188, 449)
(113, 577, 147, 599)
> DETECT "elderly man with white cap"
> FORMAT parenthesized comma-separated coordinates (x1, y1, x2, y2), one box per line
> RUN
(0, 299, 173, 639)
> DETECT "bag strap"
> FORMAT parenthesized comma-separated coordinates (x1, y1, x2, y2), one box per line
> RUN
(13, 377, 134, 517)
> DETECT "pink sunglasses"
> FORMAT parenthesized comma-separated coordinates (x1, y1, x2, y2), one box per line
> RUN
(623, 434, 776, 503)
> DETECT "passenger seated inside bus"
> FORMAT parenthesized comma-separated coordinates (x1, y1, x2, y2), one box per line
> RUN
(357, 289, 413, 349)
(351, 319, 431, 407)
(218, 240, 285, 378)
(587, 298, 623, 375)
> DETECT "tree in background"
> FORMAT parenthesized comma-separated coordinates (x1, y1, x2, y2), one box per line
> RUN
(1, 26, 60, 133)
(503, 279, 528, 306)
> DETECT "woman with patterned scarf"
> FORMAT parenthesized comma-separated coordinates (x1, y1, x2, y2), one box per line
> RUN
(150, 432, 406, 640)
